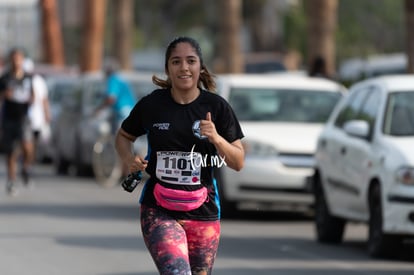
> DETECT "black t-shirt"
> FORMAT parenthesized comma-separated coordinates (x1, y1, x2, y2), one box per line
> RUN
(122, 88, 244, 220)
(0, 71, 33, 122)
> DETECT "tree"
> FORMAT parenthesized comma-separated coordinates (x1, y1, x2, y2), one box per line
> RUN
(244, 0, 284, 52)
(305, 0, 338, 77)
(40, 0, 65, 66)
(80, 0, 106, 72)
(405, 0, 414, 73)
(216, 0, 243, 73)
(112, 0, 134, 70)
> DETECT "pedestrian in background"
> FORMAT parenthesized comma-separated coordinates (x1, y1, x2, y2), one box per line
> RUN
(95, 58, 136, 131)
(308, 55, 331, 79)
(115, 36, 245, 274)
(0, 48, 34, 195)
(95, 59, 136, 177)
(24, 58, 51, 162)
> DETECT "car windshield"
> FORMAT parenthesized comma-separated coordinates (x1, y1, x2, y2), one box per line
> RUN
(129, 81, 156, 99)
(228, 87, 341, 122)
(383, 91, 414, 136)
(83, 80, 107, 110)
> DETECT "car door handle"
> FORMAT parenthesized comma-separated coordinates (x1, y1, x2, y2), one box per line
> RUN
(319, 139, 327, 148)
(340, 147, 346, 155)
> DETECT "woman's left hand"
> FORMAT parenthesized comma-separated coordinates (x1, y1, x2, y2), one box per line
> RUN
(200, 112, 219, 144)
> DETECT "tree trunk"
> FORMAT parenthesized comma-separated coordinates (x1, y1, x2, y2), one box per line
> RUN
(40, 0, 65, 66)
(405, 0, 414, 73)
(112, 0, 134, 70)
(216, 0, 243, 73)
(305, 0, 338, 78)
(80, 0, 106, 72)
(246, 0, 281, 52)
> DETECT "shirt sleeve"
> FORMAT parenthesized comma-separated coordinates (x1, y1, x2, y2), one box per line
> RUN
(121, 97, 146, 137)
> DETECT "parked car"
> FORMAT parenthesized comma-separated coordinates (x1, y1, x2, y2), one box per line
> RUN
(53, 71, 156, 176)
(216, 74, 345, 214)
(33, 74, 79, 162)
(313, 75, 414, 258)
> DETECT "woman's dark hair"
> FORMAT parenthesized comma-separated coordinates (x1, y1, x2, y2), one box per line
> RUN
(152, 36, 216, 92)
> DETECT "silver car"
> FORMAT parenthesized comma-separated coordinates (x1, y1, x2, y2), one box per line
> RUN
(34, 75, 79, 162)
(53, 71, 156, 178)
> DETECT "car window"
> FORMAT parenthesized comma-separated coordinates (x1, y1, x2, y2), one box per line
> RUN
(83, 80, 106, 111)
(383, 91, 414, 136)
(49, 81, 77, 103)
(60, 86, 81, 112)
(228, 88, 341, 122)
(358, 89, 380, 123)
(334, 87, 370, 127)
(356, 88, 381, 139)
(129, 81, 155, 100)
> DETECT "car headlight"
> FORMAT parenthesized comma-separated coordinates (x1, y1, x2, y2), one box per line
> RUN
(242, 139, 278, 157)
(395, 167, 414, 185)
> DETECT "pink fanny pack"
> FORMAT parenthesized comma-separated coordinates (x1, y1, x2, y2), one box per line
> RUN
(153, 183, 208, 212)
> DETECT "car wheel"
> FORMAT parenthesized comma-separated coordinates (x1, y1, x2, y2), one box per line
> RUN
(215, 168, 238, 218)
(74, 136, 93, 177)
(92, 134, 122, 188)
(314, 173, 346, 243)
(55, 153, 70, 175)
(368, 184, 402, 258)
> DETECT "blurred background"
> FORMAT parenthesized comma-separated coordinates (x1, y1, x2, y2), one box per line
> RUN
(0, 0, 413, 85)
(2, 2, 414, 271)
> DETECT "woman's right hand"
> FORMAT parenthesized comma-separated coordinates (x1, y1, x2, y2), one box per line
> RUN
(129, 155, 148, 173)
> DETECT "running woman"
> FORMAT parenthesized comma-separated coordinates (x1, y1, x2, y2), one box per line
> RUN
(115, 36, 245, 275)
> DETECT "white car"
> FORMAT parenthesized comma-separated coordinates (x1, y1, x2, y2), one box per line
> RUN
(314, 75, 414, 258)
(216, 74, 345, 214)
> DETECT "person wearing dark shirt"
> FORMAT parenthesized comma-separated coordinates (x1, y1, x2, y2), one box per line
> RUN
(0, 48, 34, 195)
(115, 37, 245, 274)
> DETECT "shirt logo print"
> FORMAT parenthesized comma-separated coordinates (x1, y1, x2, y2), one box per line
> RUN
(192, 120, 207, 140)
(153, 123, 170, 130)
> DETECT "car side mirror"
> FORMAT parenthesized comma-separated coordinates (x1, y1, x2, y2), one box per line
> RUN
(343, 120, 369, 138)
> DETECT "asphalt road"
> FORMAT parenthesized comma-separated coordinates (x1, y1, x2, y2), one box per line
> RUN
(0, 160, 414, 275)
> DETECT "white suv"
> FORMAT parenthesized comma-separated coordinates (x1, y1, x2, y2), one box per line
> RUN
(314, 75, 414, 258)
(216, 74, 345, 214)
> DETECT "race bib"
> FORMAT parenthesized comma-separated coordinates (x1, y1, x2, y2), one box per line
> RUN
(156, 151, 202, 185)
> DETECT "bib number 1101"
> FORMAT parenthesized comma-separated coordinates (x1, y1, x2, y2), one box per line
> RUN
(162, 156, 193, 170)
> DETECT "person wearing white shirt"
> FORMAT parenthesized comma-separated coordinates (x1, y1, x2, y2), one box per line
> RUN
(24, 58, 51, 161)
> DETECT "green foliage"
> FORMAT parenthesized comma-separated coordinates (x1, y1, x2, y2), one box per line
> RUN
(281, 0, 405, 72)
(283, 1, 307, 55)
(336, 0, 404, 62)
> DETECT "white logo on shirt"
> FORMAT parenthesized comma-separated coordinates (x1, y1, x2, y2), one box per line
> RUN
(192, 120, 207, 139)
(153, 123, 170, 130)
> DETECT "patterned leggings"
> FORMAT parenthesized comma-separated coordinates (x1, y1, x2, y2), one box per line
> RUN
(140, 205, 221, 275)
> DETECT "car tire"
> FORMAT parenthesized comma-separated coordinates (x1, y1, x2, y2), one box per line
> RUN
(74, 135, 93, 177)
(368, 184, 402, 258)
(314, 172, 346, 243)
(55, 153, 70, 175)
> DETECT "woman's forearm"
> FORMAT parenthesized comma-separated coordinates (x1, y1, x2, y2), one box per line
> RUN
(213, 137, 244, 171)
(115, 128, 135, 166)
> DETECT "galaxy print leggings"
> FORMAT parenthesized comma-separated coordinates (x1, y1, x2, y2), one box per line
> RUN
(140, 205, 221, 275)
